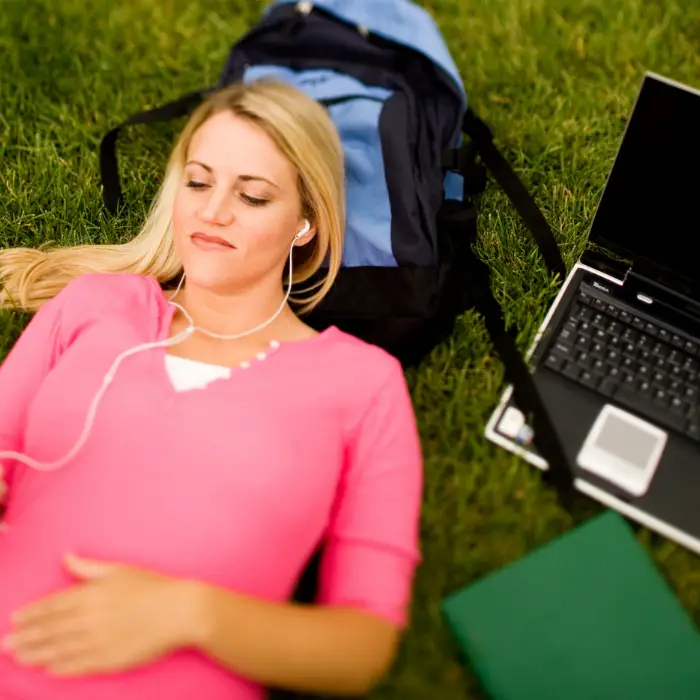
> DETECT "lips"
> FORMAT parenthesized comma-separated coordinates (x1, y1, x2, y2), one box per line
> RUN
(190, 232, 236, 251)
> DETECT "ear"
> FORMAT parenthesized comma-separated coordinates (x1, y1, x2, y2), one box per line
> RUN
(294, 218, 317, 247)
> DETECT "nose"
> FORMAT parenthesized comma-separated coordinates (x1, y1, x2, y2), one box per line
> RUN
(198, 188, 234, 226)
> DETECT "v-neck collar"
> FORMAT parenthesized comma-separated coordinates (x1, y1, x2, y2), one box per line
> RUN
(146, 276, 341, 395)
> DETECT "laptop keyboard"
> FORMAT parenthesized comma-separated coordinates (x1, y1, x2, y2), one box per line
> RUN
(543, 287, 700, 442)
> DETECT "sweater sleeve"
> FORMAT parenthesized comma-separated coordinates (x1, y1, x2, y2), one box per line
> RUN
(0, 283, 76, 494)
(316, 359, 424, 628)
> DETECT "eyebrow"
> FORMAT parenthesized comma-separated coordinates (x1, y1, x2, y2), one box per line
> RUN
(186, 160, 279, 189)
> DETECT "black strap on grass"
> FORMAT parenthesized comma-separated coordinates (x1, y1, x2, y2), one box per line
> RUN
(100, 89, 209, 214)
(444, 108, 566, 281)
(467, 249, 575, 507)
(443, 125, 575, 506)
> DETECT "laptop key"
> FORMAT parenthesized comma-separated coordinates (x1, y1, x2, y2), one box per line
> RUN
(683, 357, 699, 373)
(668, 349, 684, 366)
(638, 335, 653, 351)
(670, 396, 688, 414)
(607, 366, 622, 382)
(652, 342, 669, 358)
(575, 335, 591, 351)
(621, 373, 636, 387)
(614, 385, 688, 434)
(563, 363, 581, 381)
(599, 379, 618, 396)
(552, 341, 573, 357)
(545, 353, 565, 371)
(638, 349, 653, 364)
(558, 327, 575, 343)
(575, 351, 594, 369)
(669, 365, 684, 380)
(606, 349, 622, 366)
(591, 342, 605, 358)
(651, 371, 668, 387)
(668, 380, 683, 396)
(621, 357, 638, 374)
(579, 371, 600, 390)
(607, 321, 622, 336)
(654, 389, 671, 408)
(671, 334, 686, 349)
(592, 313, 607, 329)
(639, 381, 654, 399)
(591, 359, 606, 374)
(686, 422, 700, 441)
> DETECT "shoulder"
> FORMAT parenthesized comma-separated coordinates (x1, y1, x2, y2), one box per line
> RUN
(319, 326, 407, 389)
(323, 330, 422, 469)
(55, 272, 163, 318)
(313, 327, 415, 426)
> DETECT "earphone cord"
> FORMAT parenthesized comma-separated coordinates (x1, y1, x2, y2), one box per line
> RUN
(0, 240, 297, 474)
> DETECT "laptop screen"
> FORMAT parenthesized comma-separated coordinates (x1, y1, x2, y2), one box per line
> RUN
(588, 73, 700, 299)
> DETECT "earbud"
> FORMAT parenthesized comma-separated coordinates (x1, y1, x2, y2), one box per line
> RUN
(295, 219, 311, 241)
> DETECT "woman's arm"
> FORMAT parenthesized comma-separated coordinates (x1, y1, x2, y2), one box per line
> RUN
(189, 588, 400, 697)
(187, 358, 424, 696)
(0, 289, 71, 497)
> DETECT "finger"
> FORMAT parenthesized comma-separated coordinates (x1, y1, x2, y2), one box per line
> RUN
(8, 616, 88, 656)
(14, 631, 90, 668)
(13, 590, 81, 626)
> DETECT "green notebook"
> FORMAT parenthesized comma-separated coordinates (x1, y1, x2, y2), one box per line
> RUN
(442, 512, 700, 700)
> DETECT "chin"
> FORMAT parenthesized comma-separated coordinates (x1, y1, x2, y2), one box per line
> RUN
(181, 262, 242, 293)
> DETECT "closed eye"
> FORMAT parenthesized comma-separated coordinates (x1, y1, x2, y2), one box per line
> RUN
(241, 194, 269, 207)
(186, 180, 209, 190)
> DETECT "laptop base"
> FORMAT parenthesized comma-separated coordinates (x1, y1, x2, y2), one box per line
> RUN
(485, 264, 700, 556)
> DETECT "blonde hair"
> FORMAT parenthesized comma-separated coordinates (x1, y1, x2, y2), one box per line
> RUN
(0, 80, 346, 314)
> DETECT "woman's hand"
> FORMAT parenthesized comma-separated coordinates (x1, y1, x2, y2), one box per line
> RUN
(1, 553, 201, 677)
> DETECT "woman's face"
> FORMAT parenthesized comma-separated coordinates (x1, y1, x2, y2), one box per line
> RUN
(172, 110, 312, 294)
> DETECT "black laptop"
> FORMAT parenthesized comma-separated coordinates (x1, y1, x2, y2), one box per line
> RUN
(485, 72, 700, 554)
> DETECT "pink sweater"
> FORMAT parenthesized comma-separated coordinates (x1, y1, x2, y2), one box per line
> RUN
(0, 273, 423, 700)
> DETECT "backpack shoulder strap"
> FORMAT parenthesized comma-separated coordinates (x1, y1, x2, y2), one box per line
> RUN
(467, 248, 575, 506)
(100, 89, 209, 214)
(440, 149, 575, 507)
(453, 108, 567, 281)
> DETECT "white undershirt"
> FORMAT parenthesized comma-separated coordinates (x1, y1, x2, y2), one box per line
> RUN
(164, 339, 280, 392)
(164, 355, 232, 392)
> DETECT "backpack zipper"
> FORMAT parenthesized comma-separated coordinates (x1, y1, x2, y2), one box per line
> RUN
(320, 94, 386, 107)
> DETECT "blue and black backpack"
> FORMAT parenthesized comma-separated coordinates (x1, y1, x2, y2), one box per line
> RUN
(101, 1, 576, 510)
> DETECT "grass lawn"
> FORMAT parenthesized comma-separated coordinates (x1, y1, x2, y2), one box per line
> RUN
(2, 0, 700, 697)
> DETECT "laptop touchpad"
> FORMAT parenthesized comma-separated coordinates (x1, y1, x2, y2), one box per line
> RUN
(577, 404, 667, 497)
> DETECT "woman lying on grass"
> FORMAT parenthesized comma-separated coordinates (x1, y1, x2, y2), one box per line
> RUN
(0, 80, 423, 700)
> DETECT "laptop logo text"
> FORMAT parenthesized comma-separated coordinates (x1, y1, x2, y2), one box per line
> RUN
(592, 280, 610, 293)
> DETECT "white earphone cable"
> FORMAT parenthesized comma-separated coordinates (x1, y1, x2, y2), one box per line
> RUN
(0, 223, 307, 474)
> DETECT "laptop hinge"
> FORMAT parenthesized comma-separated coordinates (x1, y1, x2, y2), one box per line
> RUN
(580, 248, 631, 283)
